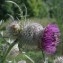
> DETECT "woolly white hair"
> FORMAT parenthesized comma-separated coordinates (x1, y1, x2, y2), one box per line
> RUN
(6, 21, 20, 39)
(9, 44, 19, 57)
(53, 56, 63, 63)
(6, 21, 44, 50)
(18, 22, 44, 49)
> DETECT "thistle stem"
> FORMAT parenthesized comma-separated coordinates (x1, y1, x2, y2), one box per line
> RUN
(41, 50, 45, 63)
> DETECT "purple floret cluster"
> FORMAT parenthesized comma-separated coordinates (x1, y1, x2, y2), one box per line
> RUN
(41, 24, 60, 54)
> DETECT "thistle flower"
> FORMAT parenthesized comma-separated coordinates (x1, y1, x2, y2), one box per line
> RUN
(6, 21, 20, 39)
(54, 56, 63, 63)
(41, 23, 60, 54)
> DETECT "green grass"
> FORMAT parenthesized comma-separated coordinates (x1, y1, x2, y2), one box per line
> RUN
(7, 51, 43, 63)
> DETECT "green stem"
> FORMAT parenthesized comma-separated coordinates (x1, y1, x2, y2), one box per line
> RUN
(41, 50, 45, 63)
(2, 38, 18, 63)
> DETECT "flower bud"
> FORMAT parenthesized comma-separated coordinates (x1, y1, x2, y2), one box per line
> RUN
(6, 21, 20, 39)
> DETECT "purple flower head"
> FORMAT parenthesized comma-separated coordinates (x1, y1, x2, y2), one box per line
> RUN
(41, 23, 60, 54)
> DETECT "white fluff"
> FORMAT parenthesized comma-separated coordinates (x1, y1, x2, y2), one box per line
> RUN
(9, 44, 19, 57)
(18, 22, 44, 49)
(54, 56, 63, 63)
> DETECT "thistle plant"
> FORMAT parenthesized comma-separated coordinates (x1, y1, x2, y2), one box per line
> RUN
(2, 21, 60, 63)
(0, 1, 61, 63)
(0, 21, 60, 63)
